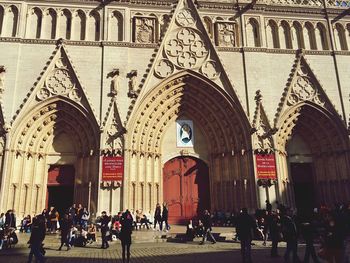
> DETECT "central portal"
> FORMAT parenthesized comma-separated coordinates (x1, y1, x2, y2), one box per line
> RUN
(163, 157, 210, 224)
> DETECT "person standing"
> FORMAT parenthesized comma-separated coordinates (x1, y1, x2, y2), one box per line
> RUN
(235, 208, 257, 263)
(281, 208, 300, 263)
(68, 204, 77, 226)
(27, 216, 46, 263)
(267, 210, 282, 257)
(120, 210, 133, 263)
(154, 203, 162, 230)
(100, 211, 111, 249)
(301, 220, 320, 263)
(199, 209, 216, 245)
(161, 202, 170, 232)
(58, 214, 72, 251)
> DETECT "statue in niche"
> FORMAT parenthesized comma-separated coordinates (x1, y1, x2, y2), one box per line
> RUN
(0, 66, 6, 95)
(107, 68, 120, 97)
(127, 70, 138, 98)
(217, 23, 236, 47)
(136, 17, 155, 43)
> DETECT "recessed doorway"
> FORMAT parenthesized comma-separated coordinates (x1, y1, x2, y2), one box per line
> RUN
(290, 162, 316, 219)
(163, 157, 210, 224)
(46, 165, 75, 216)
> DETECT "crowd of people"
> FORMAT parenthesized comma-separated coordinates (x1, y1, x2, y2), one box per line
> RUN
(2, 201, 350, 263)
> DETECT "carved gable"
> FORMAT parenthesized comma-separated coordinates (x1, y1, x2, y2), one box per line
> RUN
(102, 98, 126, 154)
(11, 42, 99, 126)
(252, 90, 274, 152)
(274, 52, 338, 126)
(136, 0, 243, 102)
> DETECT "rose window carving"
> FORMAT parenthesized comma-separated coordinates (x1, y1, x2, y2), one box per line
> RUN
(46, 69, 73, 95)
(287, 70, 324, 106)
(155, 59, 174, 79)
(201, 60, 220, 80)
(165, 28, 208, 69)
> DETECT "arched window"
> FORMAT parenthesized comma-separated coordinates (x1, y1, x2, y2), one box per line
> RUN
(87, 11, 100, 41)
(27, 8, 42, 39)
(304, 22, 317, 50)
(72, 10, 86, 40)
(3, 5, 19, 37)
(291, 21, 304, 49)
(266, 20, 279, 48)
(334, 23, 348, 51)
(109, 10, 123, 41)
(58, 9, 72, 39)
(315, 23, 329, 50)
(0, 6, 4, 36)
(203, 16, 213, 39)
(280, 21, 292, 49)
(246, 18, 260, 47)
(42, 9, 57, 39)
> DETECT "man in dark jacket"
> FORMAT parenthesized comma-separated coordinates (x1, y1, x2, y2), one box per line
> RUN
(58, 213, 73, 251)
(5, 210, 16, 228)
(281, 208, 300, 263)
(27, 216, 46, 263)
(266, 210, 281, 257)
(199, 209, 216, 245)
(236, 208, 257, 263)
(100, 211, 111, 249)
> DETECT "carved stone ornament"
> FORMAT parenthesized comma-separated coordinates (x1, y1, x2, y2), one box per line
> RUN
(165, 27, 209, 69)
(287, 66, 325, 107)
(107, 69, 120, 96)
(134, 17, 156, 44)
(128, 70, 138, 98)
(154, 59, 174, 79)
(201, 60, 220, 80)
(215, 22, 236, 47)
(0, 66, 6, 95)
(37, 57, 81, 103)
(176, 8, 196, 27)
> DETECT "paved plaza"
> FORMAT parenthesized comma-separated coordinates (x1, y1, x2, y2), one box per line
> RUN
(0, 226, 314, 263)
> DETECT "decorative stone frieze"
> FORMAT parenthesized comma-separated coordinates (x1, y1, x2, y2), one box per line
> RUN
(214, 22, 238, 47)
(133, 16, 157, 44)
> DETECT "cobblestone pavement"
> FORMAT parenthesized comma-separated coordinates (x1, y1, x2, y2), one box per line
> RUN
(0, 231, 314, 263)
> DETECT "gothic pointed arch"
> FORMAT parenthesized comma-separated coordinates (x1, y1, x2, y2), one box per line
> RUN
(11, 41, 99, 129)
(125, 70, 255, 213)
(101, 97, 126, 156)
(126, 0, 247, 122)
(274, 52, 350, 207)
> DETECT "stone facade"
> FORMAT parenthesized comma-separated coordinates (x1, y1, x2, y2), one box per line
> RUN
(0, 0, 349, 219)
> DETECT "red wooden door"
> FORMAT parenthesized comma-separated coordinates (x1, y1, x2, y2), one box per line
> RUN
(163, 157, 210, 224)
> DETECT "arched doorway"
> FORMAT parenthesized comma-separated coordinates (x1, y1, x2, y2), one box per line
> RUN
(163, 156, 209, 223)
(276, 103, 350, 214)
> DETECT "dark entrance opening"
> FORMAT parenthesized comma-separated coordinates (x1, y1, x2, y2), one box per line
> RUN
(46, 165, 75, 216)
(290, 162, 315, 219)
(163, 157, 210, 224)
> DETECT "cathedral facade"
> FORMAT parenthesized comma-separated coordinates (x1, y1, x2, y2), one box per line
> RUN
(0, 0, 349, 221)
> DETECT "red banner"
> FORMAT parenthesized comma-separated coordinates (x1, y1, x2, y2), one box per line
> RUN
(102, 156, 124, 181)
(256, 154, 277, 180)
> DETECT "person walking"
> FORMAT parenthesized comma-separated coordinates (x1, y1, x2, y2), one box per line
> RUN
(154, 203, 162, 230)
(58, 214, 72, 251)
(301, 220, 320, 263)
(281, 208, 300, 263)
(120, 210, 133, 263)
(27, 216, 46, 263)
(100, 211, 111, 249)
(161, 202, 170, 232)
(235, 208, 257, 263)
(199, 209, 216, 245)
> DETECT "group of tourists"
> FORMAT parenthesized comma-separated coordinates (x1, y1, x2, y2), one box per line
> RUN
(235, 201, 350, 263)
(0, 210, 18, 250)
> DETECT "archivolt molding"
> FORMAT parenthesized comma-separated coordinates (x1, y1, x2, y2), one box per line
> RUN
(10, 98, 99, 157)
(127, 71, 251, 156)
(11, 41, 99, 129)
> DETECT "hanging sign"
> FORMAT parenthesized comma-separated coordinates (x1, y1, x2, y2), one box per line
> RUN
(102, 156, 124, 181)
(176, 120, 194, 147)
(256, 154, 277, 180)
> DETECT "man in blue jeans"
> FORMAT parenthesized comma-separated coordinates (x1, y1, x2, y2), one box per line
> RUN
(236, 208, 258, 263)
